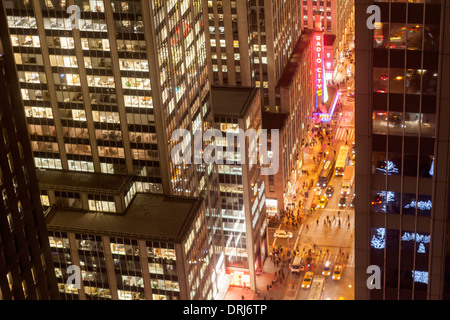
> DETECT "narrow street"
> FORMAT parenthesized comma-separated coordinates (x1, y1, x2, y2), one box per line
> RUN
(265, 48, 355, 300)
(225, 33, 356, 302)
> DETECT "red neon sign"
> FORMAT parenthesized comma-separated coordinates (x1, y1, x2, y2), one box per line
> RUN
(315, 33, 323, 99)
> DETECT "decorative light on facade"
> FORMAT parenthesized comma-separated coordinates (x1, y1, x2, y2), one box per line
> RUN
(412, 270, 428, 284)
(403, 200, 432, 211)
(376, 161, 399, 175)
(401, 232, 430, 244)
(417, 243, 426, 253)
(371, 228, 385, 249)
(429, 158, 434, 177)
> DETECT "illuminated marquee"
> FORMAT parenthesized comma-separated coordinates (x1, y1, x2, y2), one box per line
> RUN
(315, 33, 324, 100)
(313, 31, 333, 122)
(314, 89, 339, 122)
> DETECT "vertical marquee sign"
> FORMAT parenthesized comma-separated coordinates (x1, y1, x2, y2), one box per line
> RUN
(314, 32, 325, 107)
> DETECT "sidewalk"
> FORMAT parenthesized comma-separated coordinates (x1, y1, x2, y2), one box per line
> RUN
(224, 236, 302, 300)
(223, 260, 290, 300)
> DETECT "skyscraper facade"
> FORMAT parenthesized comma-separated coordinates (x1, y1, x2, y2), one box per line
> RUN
(203, 0, 302, 111)
(3, 0, 226, 299)
(276, 30, 315, 205)
(211, 86, 266, 290)
(0, 6, 59, 299)
(46, 193, 216, 300)
(4, 0, 212, 198)
(355, 0, 450, 299)
(302, 0, 336, 34)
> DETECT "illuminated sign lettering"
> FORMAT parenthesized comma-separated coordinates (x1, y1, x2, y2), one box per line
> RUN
(315, 34, 323, 97)
(313, 32, 332, 122)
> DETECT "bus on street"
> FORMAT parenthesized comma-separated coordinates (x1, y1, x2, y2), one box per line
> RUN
(335, 145, 350, 176)
(318, 154, 335, 187)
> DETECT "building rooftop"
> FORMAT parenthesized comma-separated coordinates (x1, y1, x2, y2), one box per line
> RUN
(36, 169, 131, 195)
(46, 193, 202, 242)
(277, 30, 314, 88)
(211, 85, 259, 118)
(262, 112, 288, 130)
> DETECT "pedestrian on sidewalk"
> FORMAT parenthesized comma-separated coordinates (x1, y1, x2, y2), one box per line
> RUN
(275, 271, 277, 277)
(348, 222, 350, 229)
(242, 295, 245, 300)
(338, 220, 341, 228)
(338, 211, 340, 216)
(347, 214, 350, 221)
(316, 219, 319, 226)
(306, 224, 309, 231)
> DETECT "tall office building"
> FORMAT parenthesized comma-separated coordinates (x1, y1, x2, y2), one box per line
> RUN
(0, 9, 58, 299)
(46, 193, 215, 300)
(303, 0, 354, 83)
(203, 0, 302, 111)
(276, 30, 316, 205)
(302, 0, 337, 34)
(355, 0, 450, 299)
(211, 86, 266, 291)
(2, 0, 226, 298)
(3, 0, 212, 198)
(335, 0, 354, 56)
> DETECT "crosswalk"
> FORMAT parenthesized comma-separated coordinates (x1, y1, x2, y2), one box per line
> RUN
(315, 250, 354, 268)
(335, 127, 354, 141)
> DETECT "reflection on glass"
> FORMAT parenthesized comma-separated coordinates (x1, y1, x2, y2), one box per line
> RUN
(372, 68, 437, 95)
(372, 111, 435, 137)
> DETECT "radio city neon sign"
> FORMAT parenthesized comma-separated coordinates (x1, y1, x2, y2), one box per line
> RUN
(315, 33, 324, 99)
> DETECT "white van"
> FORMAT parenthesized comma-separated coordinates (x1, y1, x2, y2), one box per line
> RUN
(289, 256, 304, 274)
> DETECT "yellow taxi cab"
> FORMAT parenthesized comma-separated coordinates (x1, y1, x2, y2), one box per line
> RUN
(302, 271, 314, 288)
(322, 261, 332, 276)
(332, 265, 343, 280)
(318, 196, 328, 209)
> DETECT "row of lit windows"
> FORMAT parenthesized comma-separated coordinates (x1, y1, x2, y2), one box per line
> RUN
(210, 39, 239, 48)
(7, 7, 160, 178)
